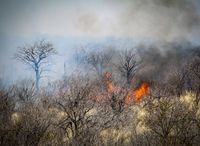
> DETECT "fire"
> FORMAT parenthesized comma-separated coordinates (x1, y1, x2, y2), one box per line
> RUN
(104, 72, 116, 93)
(125, 82, 149, 103)
(106, 80, 115, 93)
(94, 71, 150, 104)
(95, 93, 107, 102)
(104, 71, 112, 78)
(133, 82, 149, 101)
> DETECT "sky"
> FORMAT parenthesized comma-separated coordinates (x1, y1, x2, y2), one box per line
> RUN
(0, 0, 200, 85)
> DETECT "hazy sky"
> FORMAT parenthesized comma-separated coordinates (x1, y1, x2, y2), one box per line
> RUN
(1, 0, 200, 84)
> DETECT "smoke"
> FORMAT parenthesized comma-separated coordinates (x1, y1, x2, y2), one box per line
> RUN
(1, 0, 200, 83)
(114, 0, 200, 41)
(136, 41, 200, 82)
(70, 0, 200, 41)
(102, 0, 200, 82)
(1, 0, 199, 40)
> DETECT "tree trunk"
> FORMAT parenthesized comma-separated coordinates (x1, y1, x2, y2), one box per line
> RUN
(35, 68, 40, 93)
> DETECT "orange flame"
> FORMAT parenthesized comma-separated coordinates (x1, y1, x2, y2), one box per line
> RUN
(104, 72, 116, 93)
(133, 82, 149, 101)
(106, 80, 115, 93)
(94, 72, 150, 104)
(125, 82, 149, 103)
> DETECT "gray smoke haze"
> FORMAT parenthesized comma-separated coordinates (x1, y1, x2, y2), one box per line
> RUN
(1, 0, 200, 40)
(74, 0, 200, 40)
(114, 0, 200, 41)
(135, 41, 200, 83)
(0, 0, 200, 84)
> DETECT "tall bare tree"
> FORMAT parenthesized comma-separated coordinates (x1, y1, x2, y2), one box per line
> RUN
(116, 49, 139, 86)
(86, 50, 113, 79)
(15, 40, 57, 92)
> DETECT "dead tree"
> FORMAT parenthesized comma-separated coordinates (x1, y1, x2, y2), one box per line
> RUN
(0, 87, 15, 146)
(15, 40, 57, 92)
(143, 95, 198, 146)
(187, 57, 200, 98)
(13, 79, 36, 103)
(116, 49, 139, 87)
(55, 76, 100, 145)
(165, 67, 187, 97)
(86, 50, 113, 79)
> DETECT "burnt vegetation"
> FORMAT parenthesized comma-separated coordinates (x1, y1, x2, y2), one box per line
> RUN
(0, 40, 200, 146)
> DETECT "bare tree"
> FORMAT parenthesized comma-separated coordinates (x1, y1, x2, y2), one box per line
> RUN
(165, 67, 186, 97)
(55, 76, 100, 145)
(187, 57, 200, 100)
(86, 49, 114, 79)
(0, 86, 15, 146)
(116, 49, 139, 87)
(15, 40, 57, 92)
(142, 93, 199, 146)
(13, 79, 36, 103)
